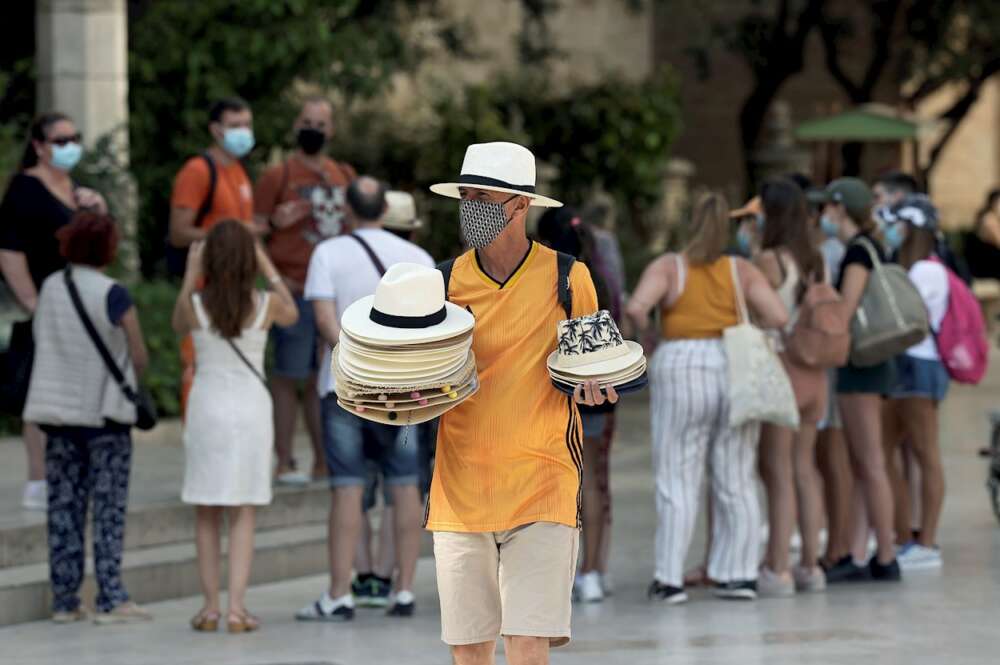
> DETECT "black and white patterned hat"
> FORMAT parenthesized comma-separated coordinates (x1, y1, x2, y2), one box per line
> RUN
(430, 142, 562, 208)
(546, 310, 645, 378)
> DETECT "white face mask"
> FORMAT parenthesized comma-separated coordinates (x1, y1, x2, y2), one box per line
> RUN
(459, 196, 515, 249)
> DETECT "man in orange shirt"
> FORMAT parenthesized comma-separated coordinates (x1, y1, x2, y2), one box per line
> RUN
(427, 142, 616, 665)
(169, 97, 260, 413)
(254, 96, 356, 484)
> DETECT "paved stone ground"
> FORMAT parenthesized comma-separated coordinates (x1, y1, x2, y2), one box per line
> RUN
(3, 366, 1000, 664)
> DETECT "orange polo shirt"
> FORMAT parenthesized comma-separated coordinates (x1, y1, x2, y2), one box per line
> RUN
(426, 242, 599, 533)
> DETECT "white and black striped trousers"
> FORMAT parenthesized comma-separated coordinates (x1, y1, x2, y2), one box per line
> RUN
(649, 339, 761, 587)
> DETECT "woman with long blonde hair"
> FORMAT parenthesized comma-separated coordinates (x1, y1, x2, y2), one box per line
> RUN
(627, 192, 787, 603)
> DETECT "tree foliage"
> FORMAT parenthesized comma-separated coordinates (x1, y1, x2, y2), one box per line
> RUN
(126, 0, 442, 274)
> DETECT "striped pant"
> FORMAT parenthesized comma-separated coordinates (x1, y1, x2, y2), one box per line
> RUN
(649, 339, 761, 587)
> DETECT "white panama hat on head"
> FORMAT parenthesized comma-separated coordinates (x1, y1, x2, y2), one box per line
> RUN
(340, 263, 475, 344)
(430, 141, 562, 208)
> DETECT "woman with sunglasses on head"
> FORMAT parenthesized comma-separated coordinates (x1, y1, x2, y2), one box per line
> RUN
(0, 112, 107, 511)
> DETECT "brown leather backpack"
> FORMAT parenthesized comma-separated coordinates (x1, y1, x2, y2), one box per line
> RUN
(785, 279, 851, 369)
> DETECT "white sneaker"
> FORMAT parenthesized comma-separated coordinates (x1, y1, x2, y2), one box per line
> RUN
(22, 481, 46, 510)
(275, 470, 310, 486)
(599, 571, 614, 596)
(575, 571, 604, 603)
(896, 543, 942, 571)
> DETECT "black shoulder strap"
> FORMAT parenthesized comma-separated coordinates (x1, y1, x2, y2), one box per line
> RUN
(226, 339, 269, 391)
(438, 258, 457, 301)
(556, 251, 575, 318)
(63, 268, 136, 402)
(348, 232, 387, 277)
(194, 152, 218, 229)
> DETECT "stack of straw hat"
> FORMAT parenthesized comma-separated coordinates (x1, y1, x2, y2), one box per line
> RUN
(334, 263, 477, 425)
(546, 310, 647, 395)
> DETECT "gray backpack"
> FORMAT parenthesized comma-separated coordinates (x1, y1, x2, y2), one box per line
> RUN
(848, 237, 929, 367)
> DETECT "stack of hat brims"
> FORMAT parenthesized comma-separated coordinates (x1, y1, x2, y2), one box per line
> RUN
(333, 263, 478, 425)
(546, 310, 647, 396)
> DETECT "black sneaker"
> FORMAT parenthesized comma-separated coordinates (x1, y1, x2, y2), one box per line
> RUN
(366, 575, 392, 608)
(869, 557, 902, 582)
(387, 591, 416, 617)
(351, 573, 373, 604)
(714, 580, 757, 600)
(824, 556, 870, 584)
(647, 580, 688, 605)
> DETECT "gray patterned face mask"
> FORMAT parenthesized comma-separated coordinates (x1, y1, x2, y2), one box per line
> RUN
(459, 196, 516, 249)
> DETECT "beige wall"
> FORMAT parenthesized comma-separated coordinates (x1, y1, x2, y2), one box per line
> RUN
(920, 79, 1000, 229)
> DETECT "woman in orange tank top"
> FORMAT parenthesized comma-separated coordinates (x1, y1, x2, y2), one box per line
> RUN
(626, 192, 787, 603)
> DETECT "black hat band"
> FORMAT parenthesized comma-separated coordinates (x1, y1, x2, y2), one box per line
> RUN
(457, 174, 535, 193)
(369, 306, 447, 329)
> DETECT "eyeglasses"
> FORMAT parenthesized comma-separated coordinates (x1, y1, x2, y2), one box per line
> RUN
(48, 134, 82, 146)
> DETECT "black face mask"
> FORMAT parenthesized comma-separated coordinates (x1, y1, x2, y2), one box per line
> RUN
(296, 127, 326, 155)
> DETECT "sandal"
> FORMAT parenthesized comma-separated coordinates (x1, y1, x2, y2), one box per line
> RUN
(190, 610, 220, 632)
(227, 610, 260, 634)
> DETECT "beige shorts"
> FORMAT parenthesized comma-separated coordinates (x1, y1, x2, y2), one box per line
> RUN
(433, 522, 579, 647)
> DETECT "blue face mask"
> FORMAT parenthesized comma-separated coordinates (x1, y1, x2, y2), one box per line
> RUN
(755, 213, 765, 231)
(820, 215, 839, 239)
(50, 142, 82, 172)
(884, 223, 906, 250)
(221, 127, 255, 158)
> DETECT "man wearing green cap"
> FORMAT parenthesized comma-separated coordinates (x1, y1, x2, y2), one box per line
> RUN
(812, 177, 903, 584)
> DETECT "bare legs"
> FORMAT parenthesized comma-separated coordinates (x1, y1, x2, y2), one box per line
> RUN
(580, 434, 606, 574)
(838, 394, 896, 563)
(272, 375, 323, 478)
(883, 398, 945, 546)
(452, 637, 549, 665)
(759, 423, 795, 576)
(389, 486, 421, 593)
(328, 487, 364, 597)
(792, 424, 823, 569)
(817, 427, 853, 564)
(24, 422, 45, 481)
(193, 505, 257, 619)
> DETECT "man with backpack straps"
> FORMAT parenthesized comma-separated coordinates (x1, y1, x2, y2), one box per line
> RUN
(425, 142, 611, 665)
(169, 97, 259, 414)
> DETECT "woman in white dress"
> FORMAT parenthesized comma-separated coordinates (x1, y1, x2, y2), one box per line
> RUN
(171, 220, 297, 633)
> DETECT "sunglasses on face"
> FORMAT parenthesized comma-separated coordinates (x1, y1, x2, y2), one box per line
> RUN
(48, 134, 82, 146)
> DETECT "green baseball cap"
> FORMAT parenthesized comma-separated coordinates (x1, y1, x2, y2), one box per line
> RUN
(808, 178, 874, 221)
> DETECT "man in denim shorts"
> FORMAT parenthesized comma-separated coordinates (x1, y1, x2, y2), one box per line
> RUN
(297, 176, 434, 621)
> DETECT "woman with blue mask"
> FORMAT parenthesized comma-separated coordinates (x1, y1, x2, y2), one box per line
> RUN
(879, 196, 950, 573)
(814, 178, 902, 585)
(0, 112, 108, 512)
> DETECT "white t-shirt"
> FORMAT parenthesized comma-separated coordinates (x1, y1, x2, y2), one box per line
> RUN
(906, 259, 949, 360)
(304, 227, 435, 397)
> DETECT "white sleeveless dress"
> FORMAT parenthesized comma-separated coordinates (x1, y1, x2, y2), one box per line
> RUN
(182, 292, 273, 506)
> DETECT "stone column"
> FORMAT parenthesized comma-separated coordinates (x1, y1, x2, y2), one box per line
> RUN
(36, 0, 137, 279)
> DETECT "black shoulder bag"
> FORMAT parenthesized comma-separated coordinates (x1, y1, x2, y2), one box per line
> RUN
(63, 267, 158, 430)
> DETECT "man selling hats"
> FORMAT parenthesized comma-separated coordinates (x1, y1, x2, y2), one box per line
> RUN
(427, 141, 615, 664)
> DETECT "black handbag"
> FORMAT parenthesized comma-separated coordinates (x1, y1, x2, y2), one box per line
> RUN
(0, 320, 34, 416)
(63, 268, 158, 430)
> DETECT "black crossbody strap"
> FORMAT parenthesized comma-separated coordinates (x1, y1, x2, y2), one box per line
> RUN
(63, 268, 137, 401)
(348, 232, 387, 277)
(225, 339, 269, 391)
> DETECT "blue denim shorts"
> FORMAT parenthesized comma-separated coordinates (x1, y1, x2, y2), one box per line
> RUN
(890, 354, 950, 402)
(270, 294, 318, 380)
(321, 396, 419, 488)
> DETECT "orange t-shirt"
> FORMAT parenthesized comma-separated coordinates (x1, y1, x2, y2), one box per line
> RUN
(170, 155, 253, 229)
(425, 242, 599, 533)
(254, 156, 356, 286)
